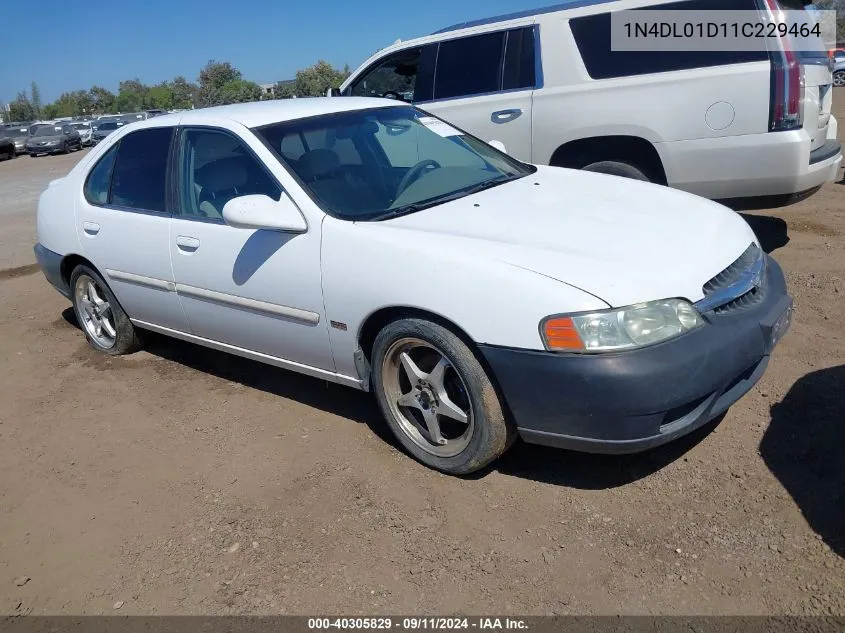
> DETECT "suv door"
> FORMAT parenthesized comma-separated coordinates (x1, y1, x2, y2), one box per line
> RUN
(75, 126, 190, 332)
(169, 126, 334, 371)
(424, 28, 536, 162)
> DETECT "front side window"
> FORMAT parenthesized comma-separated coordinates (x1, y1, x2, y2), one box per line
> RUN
(434, 32, 505, 99)
(255, 105, 534, 221)
(110, 127, 174, 212)
(178, 128, 281, 220)
(349, 46, 436, 102)
(84, 144, 119, 205)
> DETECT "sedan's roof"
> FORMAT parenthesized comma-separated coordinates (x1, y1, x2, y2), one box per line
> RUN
(145, 97, 402, 129)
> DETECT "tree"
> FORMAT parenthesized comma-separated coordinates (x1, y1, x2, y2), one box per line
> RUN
(30, 82, 42, 120)
(272, 80, 296, 99)
(42, 103, 59, 119)
(197, 60, 243, 106)
(147, 83, 174, 110)
(289, 61, 350, 98)
(116, 78, 147, 112)
(89, 86, 116, 114)
(8, 92, 35, 122)
(812, 0, 845, 42)
(218, 79, 263, 104)
(170, 76, 197, 109)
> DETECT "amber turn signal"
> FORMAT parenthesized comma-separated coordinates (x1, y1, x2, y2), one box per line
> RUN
(542, 317, 585, 351)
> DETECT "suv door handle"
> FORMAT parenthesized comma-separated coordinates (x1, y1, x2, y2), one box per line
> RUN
(491, 109, 523, 124)
(82, 222, 100, 235)
(175, 235, 200, 252)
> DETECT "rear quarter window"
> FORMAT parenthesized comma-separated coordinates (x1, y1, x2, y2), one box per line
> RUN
(569, 0, 768, 80)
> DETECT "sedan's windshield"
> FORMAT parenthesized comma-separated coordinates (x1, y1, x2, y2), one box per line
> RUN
(6, 128, 28, 137)
(34, 126, 63, 137)
(254, 105, 534, 221)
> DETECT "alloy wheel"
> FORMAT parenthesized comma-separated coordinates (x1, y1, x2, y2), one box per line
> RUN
(75, 275, 117, 349)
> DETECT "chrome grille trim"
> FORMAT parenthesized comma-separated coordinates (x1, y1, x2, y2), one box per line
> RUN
(696, 243, 765, 313)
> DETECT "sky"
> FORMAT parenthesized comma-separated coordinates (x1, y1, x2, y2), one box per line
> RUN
(1, 0, 545, 105)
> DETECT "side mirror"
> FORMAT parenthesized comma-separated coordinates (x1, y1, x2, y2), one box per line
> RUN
(327, 87, 342, 97)
(222, 194, 307, 233)
(488, 140, 508, 155)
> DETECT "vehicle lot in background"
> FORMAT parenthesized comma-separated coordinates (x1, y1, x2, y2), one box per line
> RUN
(3, 127, 29, 155)
(25, 124, 83, 156)
(0, 97, 842, 615)
(71, 121, 94, 146)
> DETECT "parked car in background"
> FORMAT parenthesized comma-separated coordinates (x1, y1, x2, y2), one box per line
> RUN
(26, 124, 82, 156)
(338, 0, 841, 210)
(91, 120, 125, 144)
(146, 109, 166, 118)
(0, 134, 15, 160)
(71, 122, 94, 146)
(3, 127, 30, 156)
(122, 112, 147, 124)
(33, 99, 792, 474)
(834, 52, 845, 87)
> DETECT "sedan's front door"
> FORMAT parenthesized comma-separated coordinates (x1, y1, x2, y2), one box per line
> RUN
(76, 127, 189, 332)
(169, 127, 334, 371)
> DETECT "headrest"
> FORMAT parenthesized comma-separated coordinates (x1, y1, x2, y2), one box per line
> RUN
(298, 149, 340, 180)
(195, 158, 248, 192)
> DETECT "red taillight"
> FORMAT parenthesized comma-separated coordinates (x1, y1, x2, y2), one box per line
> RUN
(763, 0, 804, 131)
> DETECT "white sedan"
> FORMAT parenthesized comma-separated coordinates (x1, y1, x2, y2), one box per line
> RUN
(34, 98, 792, 474)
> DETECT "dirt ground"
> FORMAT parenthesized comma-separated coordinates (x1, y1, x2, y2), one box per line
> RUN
(0, 100, 843, 617)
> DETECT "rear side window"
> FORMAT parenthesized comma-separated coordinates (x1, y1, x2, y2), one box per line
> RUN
(570, 0, 767, 80)
(84, 145, 118, 205)
(434, 31, 506, 99)
(503, 27, 537, 90)
(110, 127, 174, 212)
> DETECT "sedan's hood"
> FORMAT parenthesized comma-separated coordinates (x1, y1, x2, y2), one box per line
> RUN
(374, 166, 758, 307)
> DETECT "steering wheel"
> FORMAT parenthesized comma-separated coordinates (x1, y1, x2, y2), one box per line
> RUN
(396, 159, 441, 197)
(381, 91, 403, 101)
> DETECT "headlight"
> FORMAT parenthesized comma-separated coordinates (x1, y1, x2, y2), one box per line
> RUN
(541, 299, 704, 352)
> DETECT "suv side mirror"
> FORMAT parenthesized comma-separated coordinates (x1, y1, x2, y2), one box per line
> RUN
(222, 194, 307, 233)
(327, 87, 342, 97)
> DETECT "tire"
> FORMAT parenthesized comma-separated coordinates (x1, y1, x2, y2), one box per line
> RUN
(834, 71, 845, 88)
(582, 160, 650, 182)
(371, 318, 515, 474)
(63, 142, 70, 154)
(70, 264, 142, 355)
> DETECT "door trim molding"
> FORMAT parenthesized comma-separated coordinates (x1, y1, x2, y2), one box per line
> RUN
(105, 269, 175, 292)
(104, 269, 320, 326)
(131, 319, 363, 389)
(175, 283, 320, 325)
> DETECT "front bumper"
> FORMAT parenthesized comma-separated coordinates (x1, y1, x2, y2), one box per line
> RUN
(27, 145, 61, 155)
(34, 243, 69, 298)
(480, 256, 792, 454)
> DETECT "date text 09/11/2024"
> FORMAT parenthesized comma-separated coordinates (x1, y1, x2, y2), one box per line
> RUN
(307, 618, 528, 630)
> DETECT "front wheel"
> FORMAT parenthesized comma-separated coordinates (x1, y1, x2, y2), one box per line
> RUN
(371, 318, 515, 474)
(71, 265, 142, 355)
(834, 71, 845, 88)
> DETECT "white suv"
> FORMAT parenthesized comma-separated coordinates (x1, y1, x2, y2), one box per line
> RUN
(338, 0, 842, 209)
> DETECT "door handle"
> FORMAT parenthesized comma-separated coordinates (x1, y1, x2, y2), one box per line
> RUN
(82, 222, 100, 236)
(175, 235, 200, 252)
(491, 109, 523, 124)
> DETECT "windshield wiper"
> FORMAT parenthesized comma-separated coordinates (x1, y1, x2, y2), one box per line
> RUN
(367, 174, 522, 222)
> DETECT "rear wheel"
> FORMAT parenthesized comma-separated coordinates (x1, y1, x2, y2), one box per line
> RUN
(582, 160, 650, 182)
(71, 265, 142, 355)
(371, 318, 515, 474)
(834, 71, 845, 88)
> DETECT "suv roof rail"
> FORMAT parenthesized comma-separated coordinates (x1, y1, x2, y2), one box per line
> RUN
(433, 0, 611, 34)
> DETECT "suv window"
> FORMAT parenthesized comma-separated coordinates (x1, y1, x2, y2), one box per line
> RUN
(109, 127, 174, 212)
(434, 31, 505, 99)
(502, 27, 537, 91)
(84, 144, 119, 205)
(349, 46, 436, 102)
(178, 128, 281, 221)
(570, 0, 767, 80)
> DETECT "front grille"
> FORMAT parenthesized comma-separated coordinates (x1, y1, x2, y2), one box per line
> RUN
(697, 243, 765, 315)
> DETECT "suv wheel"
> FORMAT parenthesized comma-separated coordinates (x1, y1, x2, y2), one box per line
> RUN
(834, 71, 845, 87)
(582, 160, 650, 182)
